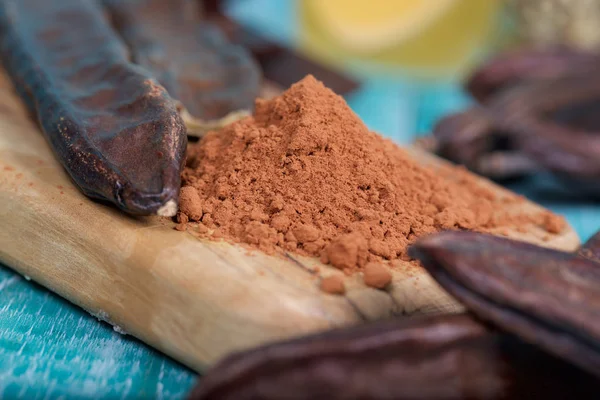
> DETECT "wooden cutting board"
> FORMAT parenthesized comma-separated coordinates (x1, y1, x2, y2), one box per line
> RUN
(0, 70, 579, 372)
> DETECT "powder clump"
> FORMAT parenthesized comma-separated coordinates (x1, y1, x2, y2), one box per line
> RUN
(542, 212, 566, 234)
(179, 186, 203, 221)
(320, 275, 345, 295)
(324, 233, 369, 272)
(363, 262, 392, 289)
(181, 75, 561, 271)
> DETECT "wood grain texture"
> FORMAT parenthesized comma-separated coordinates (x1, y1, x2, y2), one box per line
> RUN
(0, 69, 579, 372)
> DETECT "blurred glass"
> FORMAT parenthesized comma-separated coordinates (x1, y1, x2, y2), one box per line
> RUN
(298, 0, 505, 79)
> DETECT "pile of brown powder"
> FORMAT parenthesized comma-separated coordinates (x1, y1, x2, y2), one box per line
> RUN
(178, 75, 564, 276)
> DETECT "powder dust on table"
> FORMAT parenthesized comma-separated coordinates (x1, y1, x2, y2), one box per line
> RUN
(178, 75, 565, 278)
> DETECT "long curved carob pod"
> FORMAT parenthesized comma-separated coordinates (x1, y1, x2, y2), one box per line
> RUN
(409, 230, 600, 378)
(425, 46, 600, 192)
(432, 72, 600, 190)
(188, 313, 597, 399)
(431, 106, 543, 180)
(490, 74, 600, 181)
(0, 0, 186, 216)
(102, 0, 261, 136)
(429, 108, 498, 172)
(466, 46, 600, 103)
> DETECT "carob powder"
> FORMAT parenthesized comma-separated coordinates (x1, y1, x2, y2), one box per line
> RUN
(179, 75, 564, 278)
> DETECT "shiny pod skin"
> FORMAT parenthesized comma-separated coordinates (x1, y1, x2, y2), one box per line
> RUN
(0, 0, 187, 215)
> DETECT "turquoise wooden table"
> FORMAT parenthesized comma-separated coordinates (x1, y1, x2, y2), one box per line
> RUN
(1, 1, 598, 398)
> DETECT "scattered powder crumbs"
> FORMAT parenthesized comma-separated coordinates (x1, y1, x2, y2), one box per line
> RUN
(320, 275, 345, 295)
(178, 75, 566, 290)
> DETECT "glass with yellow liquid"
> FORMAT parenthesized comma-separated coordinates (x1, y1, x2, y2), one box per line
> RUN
(298, 0, 506, 79)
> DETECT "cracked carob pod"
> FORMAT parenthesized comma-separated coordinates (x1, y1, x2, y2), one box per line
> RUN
(188, 314, 597, 400)
(0, 0, 186, 216)
(102, 0, 261, 135)
(410, 230, 600, 379)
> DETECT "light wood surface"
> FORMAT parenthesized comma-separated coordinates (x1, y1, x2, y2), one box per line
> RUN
(0, 71, 579, 372)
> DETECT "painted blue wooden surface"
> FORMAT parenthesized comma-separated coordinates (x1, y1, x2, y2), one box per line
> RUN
(0, 268, 196, 400)
(1, 1, 598, 398)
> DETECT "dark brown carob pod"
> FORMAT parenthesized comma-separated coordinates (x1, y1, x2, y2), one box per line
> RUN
(432, 71, 600, 192)
(580, 231, 600, 262)
(430, 108, 497, 172)
(430, 105, 542, 181)
(410, 230, 600, 378)
(424, 46, 600, 193)
(466, 46, 600, 103)
(102, 0, 261, 123)
(0, 0, 187, 216)
(489, 75, 600, 183)
(188, 314, 598, 400)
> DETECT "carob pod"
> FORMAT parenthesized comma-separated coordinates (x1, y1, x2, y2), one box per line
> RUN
(492, 75, 600, 184)
(466, 46, 600, 103)
(0, 0, 186, 216)
(188, 314, 597, 399)
(580, 230, 600, 262)
(410, 230, 600, 378)
(102, 0, 261, 135)
(426, 47, 600, 193)
(432, 71, 600, 192)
